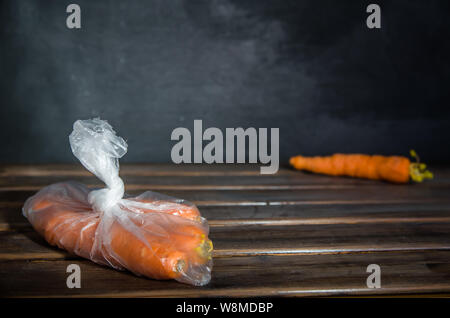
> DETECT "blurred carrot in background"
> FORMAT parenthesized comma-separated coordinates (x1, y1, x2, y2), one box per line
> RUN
(290, 150, 433, 183)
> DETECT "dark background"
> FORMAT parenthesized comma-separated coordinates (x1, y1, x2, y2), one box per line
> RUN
(1, 0, 449, 164)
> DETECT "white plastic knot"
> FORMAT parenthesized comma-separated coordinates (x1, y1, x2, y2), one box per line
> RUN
(69, 118, 128, 212)
(88, 176, 124, 212)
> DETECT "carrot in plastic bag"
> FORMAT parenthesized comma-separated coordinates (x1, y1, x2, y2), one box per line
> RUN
(22, 118, 213, 286)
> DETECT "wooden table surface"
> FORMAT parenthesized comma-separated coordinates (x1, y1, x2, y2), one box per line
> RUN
(1, 164, 450, 297)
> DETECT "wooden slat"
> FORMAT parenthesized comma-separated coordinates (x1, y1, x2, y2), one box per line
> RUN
(1, 250, 450, 297)
(2, 221, 450, 261)
(1, 184, 450, 207)
(200, 202, 450, 220)
(3, 202, 450, 229)
(211, 222, 450, 256)
(1, 166, 450, 190)
(2, 205, 450, 231)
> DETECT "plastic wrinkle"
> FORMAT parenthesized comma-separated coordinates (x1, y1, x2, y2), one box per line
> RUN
(22, 118, 213, 286)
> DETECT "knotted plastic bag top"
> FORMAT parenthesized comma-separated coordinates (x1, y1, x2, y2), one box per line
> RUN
(69, 118, 127, 212)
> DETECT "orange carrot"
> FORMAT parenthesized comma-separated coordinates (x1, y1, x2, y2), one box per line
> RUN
(126, 198, 202, 222)
(170, 224, 213, 264)
(106, 220, 191, 279)
(289, 150, 433, 183)
(26, 190, 212, 281)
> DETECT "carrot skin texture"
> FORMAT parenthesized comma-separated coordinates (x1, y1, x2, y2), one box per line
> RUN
(135, 199, 202, 221)
(290, 154, 410, 183)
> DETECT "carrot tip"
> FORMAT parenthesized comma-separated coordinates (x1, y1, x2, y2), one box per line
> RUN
(289, 156, 298, 167)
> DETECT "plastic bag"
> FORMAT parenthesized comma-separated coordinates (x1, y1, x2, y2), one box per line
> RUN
(22, 118, 213, 286)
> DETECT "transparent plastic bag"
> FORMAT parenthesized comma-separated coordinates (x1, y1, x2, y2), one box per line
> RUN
(22, 118, 213, 286)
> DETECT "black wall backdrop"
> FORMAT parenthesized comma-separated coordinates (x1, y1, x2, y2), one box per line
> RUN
(1, 0, 449, 164)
